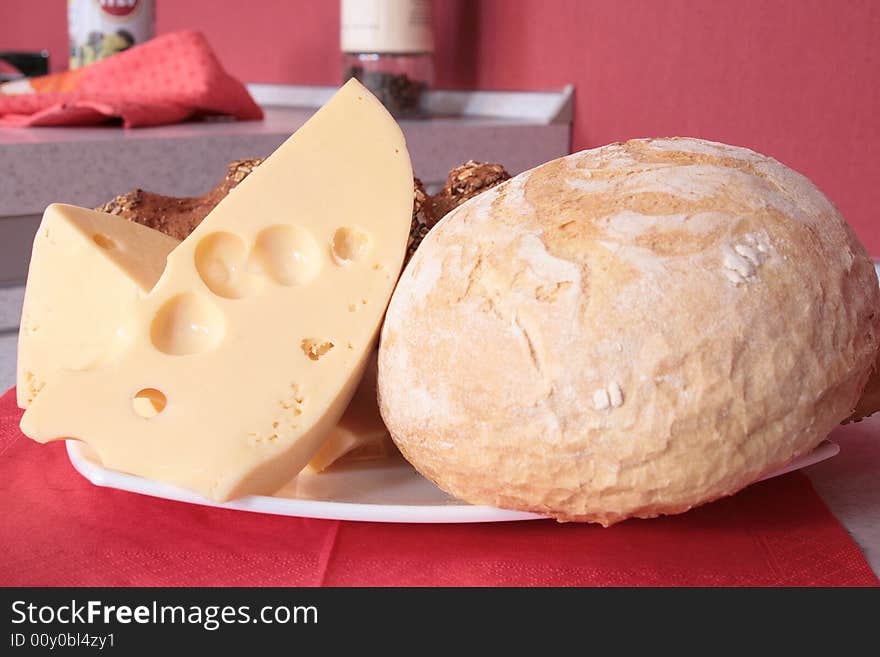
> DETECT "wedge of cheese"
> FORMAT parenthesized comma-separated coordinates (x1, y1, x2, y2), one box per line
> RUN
(18, 204, 391, 472)
(17, 204, 179, 409)
(19, 205, 394, 472)
(21, 79, 414, 501)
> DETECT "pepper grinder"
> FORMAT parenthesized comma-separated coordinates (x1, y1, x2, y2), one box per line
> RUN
(341, 0, 434, 118)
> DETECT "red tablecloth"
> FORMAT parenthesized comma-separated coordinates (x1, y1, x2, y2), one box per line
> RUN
(0, 388, 875, 586)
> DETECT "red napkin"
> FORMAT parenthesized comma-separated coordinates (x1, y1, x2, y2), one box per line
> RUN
(0, 31, 263, 128)
(0, 387, 875, 586)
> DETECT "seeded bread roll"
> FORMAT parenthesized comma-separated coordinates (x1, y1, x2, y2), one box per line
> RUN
(378, 137, 880, 525)
(430, 160, 511, 220)
(97, 159, 262, 240)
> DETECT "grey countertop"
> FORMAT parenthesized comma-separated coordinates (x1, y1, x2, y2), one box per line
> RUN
(0, 86, 573, 285)
(0, 332, 16, 392)
(0, 107, 571, 216)
(0, 84, 575, 218)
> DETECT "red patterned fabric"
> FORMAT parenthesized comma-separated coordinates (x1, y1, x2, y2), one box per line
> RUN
(0, 31, 262, 128)
(0, 388, 875, 586)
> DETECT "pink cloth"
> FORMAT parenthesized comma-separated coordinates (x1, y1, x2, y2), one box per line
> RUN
(0, 31, 262, 127)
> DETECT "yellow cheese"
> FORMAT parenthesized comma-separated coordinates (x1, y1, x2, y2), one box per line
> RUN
(17, 204, 179, 408)
(18, 203, 390, 472)
(21, 79, 414, 501)
(307, 351, 395, 472)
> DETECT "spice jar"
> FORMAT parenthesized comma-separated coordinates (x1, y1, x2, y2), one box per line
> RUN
(341, 0, 434, 118)
(68, 0, 155, 69)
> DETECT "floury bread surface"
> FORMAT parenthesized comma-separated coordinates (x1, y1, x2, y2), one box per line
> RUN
(378, 137, 880, 525)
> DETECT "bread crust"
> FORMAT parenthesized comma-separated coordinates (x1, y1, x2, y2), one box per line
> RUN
(844, 353, 880, 423)
(96, 159, 262, 240)
(98, 159, 510, 269)
(378, 137, 880, 525)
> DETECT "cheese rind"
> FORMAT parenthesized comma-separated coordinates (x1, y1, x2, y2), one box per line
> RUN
(21, 80, 413, 501)
(17, 204, 179, 408)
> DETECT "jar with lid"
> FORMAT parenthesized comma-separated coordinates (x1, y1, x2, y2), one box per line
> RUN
(341, 0, 434, 117)
(68, 0, 155, 69)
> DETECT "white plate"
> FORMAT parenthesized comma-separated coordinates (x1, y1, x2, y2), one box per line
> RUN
(66, 439, 839, 523)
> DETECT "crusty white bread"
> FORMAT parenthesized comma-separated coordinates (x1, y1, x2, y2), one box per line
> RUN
(845, 352, 880, 423)
(378, 137, 880, 525)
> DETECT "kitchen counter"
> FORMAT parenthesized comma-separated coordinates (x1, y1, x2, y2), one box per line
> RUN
(0, 84, 573, 284)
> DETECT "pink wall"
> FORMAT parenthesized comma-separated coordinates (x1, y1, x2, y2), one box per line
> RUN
(2, 0, 879, 251)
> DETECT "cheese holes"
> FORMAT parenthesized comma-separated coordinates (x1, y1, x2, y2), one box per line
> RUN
(196, 227, 322, 297)
(150, 293, 225, 356)
(252, 225, 322, 286)
(195, 232, 260, 299)
(132, 388, 167, 418)
(301, 338, 334, 361)
(92, 233, 116, 250)
(331, 227, 370, 265)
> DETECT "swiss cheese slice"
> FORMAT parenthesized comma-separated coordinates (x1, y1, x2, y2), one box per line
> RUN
(21, 79, 414, 501)
(18, 204, 390, 472)
(17, 204, 179, 408)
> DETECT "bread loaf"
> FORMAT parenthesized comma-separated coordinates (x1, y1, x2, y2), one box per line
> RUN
(845, 354, 880, 423)
(378, 137, 880, 525)
(97, 159, 261, 240)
